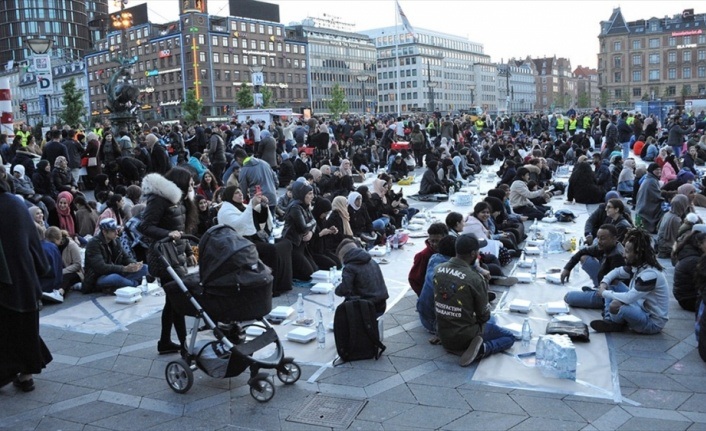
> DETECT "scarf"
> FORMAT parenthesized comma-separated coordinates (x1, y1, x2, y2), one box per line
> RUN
(332, 196, 353, 236)
(57, 191, 76, 236)
(372, 178, 387, 204)
(339, 159, 353, 177)
(347, 192, 362, 211)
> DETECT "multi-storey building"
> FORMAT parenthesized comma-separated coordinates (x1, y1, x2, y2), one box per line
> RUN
(86, 9, 308, 124)
(497, 59, 537, 115)
(0, 0, 108, 66)
(361, 26, 491, 115)
(287, 17, 377, 115)
(574, 65, 600, 109)
(598, 7, 706, 108)
(532, 56, 576, 112)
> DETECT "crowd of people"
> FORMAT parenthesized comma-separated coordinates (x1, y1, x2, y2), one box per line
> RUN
(2, 104, 706, 390)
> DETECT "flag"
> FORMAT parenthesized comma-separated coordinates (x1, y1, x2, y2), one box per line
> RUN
(396, 1, 416, 40)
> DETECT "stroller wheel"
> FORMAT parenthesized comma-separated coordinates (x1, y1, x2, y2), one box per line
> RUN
(276, 360, 301, 385)
(165, 359, 194, 394)
(249, 377, 275, 402)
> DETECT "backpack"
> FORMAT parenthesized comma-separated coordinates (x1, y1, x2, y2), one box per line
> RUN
(333, 298, 386, 364)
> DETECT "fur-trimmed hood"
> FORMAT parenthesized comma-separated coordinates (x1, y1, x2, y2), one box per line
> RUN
(141, 173, 183, 204)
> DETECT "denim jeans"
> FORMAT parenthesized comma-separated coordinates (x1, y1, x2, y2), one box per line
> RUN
(621, 141, 630, 160)
(96, 265, 149, 291)
(603, 281, 662, 334)
(564, 257, 611, 309)
(372, 216, 390, 231)
(481, 317, 515, 357)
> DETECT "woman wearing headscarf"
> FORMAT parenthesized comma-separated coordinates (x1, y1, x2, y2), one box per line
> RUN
(324, 196, 354, 254)
(419, 160, 446, 195)
(32, 160, 58, 203)
(95, 194, 125, 235)
(660, 154, 679, 184)
(617, 158, 635, 197)
(29, 206, 47, 240)
(11, 165, 51, 215)
(636, 163, 665, 233)
(339, 159, 354, 177)
(308, 198, 340, 270)
(218, 185, 293, 295)
(370, 177, 397, 226)
(566, 161, 604, 204)
(657, 194, 689, 258)
(83, 132, 102, 188)
(0, 175, 52, 392)
(51, 156, 78, 194)
(48, 191, 80, 241)
(282, 180, 319, 280)
(348, 191, 375, 244)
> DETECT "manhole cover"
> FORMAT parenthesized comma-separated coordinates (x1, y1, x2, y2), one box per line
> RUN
(286, 394, 367, 428)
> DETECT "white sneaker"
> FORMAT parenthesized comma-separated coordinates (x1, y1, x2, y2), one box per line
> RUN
(42, 290, 64, 304)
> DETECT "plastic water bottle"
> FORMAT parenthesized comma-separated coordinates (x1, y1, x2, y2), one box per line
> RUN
(402, 215, 409, 230)
(530, 259, 537, 282)
(521, 318, 532, 347)
(328, 289, 335, 312)
(392, 232, 399, 250)
(385, 237, 391, 255)
(542, 240, 549, 260)
(316, 308, 326, 349)
(520, 250, 526, 262)
(141, 276, 148, 295)
(329, 266, 336, 283)
(532, 219, 538, 240)
(296, 293, 305, 321)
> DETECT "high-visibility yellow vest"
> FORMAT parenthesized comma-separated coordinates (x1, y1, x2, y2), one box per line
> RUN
(555, 118, 565, 130)
(583, 116, 591, 129)
(626, 116, 635, 125)
(93, 128, 104, 138)
(475, 119, 485, 131)
(16, 130, 30, 146)
(568, 119, 577, 130)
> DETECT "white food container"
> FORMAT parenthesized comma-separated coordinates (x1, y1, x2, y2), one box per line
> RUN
(115, 287, 142, 304)
(509, 298, 532, 313)
(311, 283, 334, 294)
(269, 306, 294, 319)
(286, 327, 317, 343)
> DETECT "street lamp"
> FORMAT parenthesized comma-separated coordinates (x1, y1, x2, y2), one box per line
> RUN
(250, 65, 264, 108)
(427, 62, 437, 113)
(469, 83, 476, 109)
(356, 75, 369, 115)
(26, 37, 54, 126)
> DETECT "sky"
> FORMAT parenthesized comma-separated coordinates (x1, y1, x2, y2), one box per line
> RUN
(111, 0, 699, 69)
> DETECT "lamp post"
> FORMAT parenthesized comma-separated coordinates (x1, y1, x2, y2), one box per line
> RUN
(26, 37, 54, 126)
(356, 75, 369, 115)
(469, 83, 476, 109)
(250, 65, 264, 108)
(427, 62, 437, 113)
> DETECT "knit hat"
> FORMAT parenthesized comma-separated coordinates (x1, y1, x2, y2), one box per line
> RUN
(291, 180, 313, 202)
(605, 191, 621, 202)
(647, 163, 660, 174)
(455, 234, 481, 256)
(336, 239, 359, 262)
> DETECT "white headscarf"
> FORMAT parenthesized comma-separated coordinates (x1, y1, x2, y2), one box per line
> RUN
(347, 192, 362, 210)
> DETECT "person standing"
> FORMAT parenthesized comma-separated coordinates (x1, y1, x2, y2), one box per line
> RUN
(0, 177, 52, 392)
(139, 168, 198, 354)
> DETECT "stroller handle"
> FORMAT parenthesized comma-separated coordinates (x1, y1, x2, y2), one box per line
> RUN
(155, 234, 200, 244)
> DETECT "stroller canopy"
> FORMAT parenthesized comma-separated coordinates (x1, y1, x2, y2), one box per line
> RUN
(198, 224, 264, 287)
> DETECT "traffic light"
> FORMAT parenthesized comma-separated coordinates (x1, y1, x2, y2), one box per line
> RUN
(223, 104, 230, 114)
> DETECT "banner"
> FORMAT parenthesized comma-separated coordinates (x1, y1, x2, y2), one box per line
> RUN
(396, 1, 416, 40)
(37, 73, 53, 95)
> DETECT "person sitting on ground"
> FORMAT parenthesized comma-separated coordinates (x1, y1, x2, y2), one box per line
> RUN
(635, 163, 664, 233)
(334, 239, 389, 317)
(82, 218, 148, 294)
(445, 212, 464, 237)
(671, 230, 706, 312)
(419, 160, 446, 195)
(590, 228, 669, 334)
(656, 194, 689, 258)
(567, 160, 604, 204)
(408, 222, 448, 297)
(509, 167, 551, 220)
(604, 198, 633, 242)
(563, 224, 626, 309)
(417, 235, 456, 334)
(433, 234, 515, 367)
(38, 227, 64, 304)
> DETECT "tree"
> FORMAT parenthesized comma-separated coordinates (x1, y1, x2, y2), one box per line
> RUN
(260, 86, 273, 108)
(236, 83, 254, 109)
(599, 89, 609, 108)
(58, 78, 85, 128)
(327, 83, 348, 120)
(182, 89, 203, 123)
(577, 93, 590, 109)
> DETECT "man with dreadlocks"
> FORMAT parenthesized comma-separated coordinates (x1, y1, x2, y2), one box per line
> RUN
(590, 228, 669, 334)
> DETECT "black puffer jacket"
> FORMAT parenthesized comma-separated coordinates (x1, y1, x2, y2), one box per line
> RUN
(335, 247, 389, 312)
(673, 243, 701, 309)
(32, 161, 57, 199)
(51, 167, 75, 193)
(138, 173, 194, 273)
(349, 204, 373, 236)
(282, 181, 316, 247)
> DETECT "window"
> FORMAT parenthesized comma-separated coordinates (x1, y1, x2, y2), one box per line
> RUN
(632, 88, 641, 97)
(613, 41, 621, 51)
(259, 24, 264, 34)
(668, 37, 676, 46)
(277, 42, 282, 52)
(684, 67, 692, 79)
(632, 54, 641, 65)
(260, 56, 266, 65)
(615, 89, 622, 98)
(667, 86, 676, 96)
(614, 71, 622, 83)
(213, 53, 219, 63)
(268, 42, 273, 51)
(212, 36, 218, 46)
(649, 53, 660, 64)
(241, 38, 247, 48)
(240, 22, 246, 32)
(669, 68, 676, 79)
(632, 70, 642, 82)
(223, 53, 229, 64)
(684, 36, 692, 45)
(222, 37, 228, 47)
(649, 38, 659, 48)
(250, 40, 256, 49)
(259, 41, 265, 50)
(250, 23, 256, 33)
(243, 55, 248, 65)
(613, 56, 622, 68)
(199, 52, 206, 62)
(668, 51, 676, 63)
(276, 27, 281, 36)
(632, 40, 641, 50)
(267, 25, 273, 35)
(683, 50, 692, 62)
(649, 69, 660, 81)
(699, 66, 706, 79)
(233, 55, 239, 64)
(285, 44, 290, 53)
(700, 35, 706, 44)
(699, 50, 706, 61)
(198, 34, 205, 44)
(232, 38, 238, 48)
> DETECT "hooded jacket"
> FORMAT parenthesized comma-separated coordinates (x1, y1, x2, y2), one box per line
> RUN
(239, 156, 278, 204)
(656, 194, 688, 257)
(673, 242, 701, 309)
(282, 181, 316, 247)
(335, 247, 389, 313)
(32, 160, 57, 199)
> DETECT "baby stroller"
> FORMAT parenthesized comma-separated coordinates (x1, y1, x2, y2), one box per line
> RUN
(160, 225, 301, 402)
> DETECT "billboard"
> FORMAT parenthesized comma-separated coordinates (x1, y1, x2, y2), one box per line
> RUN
(181, 0, 207, 14)
(109, 3, 149, 29)
(229, 0, 280, 23)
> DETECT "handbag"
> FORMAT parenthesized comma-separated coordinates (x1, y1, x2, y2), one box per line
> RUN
(545, 319, 590, 342)
(88, 157, 98, 167)
(147, 239, 187, 280)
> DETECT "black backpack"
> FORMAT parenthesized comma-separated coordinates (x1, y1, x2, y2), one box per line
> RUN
(333, 298, 386, 365)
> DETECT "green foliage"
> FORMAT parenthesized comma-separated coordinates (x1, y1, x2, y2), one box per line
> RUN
(182, 89, 203, 123)
(577, 93, 590, 109)
(260, 86, 273, 108)
(599, 89, 609, 108)
(58, 78, 85, 128)
(236, 83, 254, 109)
(327, 84, 348, 120)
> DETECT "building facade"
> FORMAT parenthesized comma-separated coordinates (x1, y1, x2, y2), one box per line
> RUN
(497, 59, 537, 115)
(0, 0, 108, 66)
(532, 56, 576, 112)
(574, 65, 600, 109)
(361, 26, 491, 115)
(86, 11, 308, 124)
(598, 7, 706, 108)
(287, 18, 377, 115)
